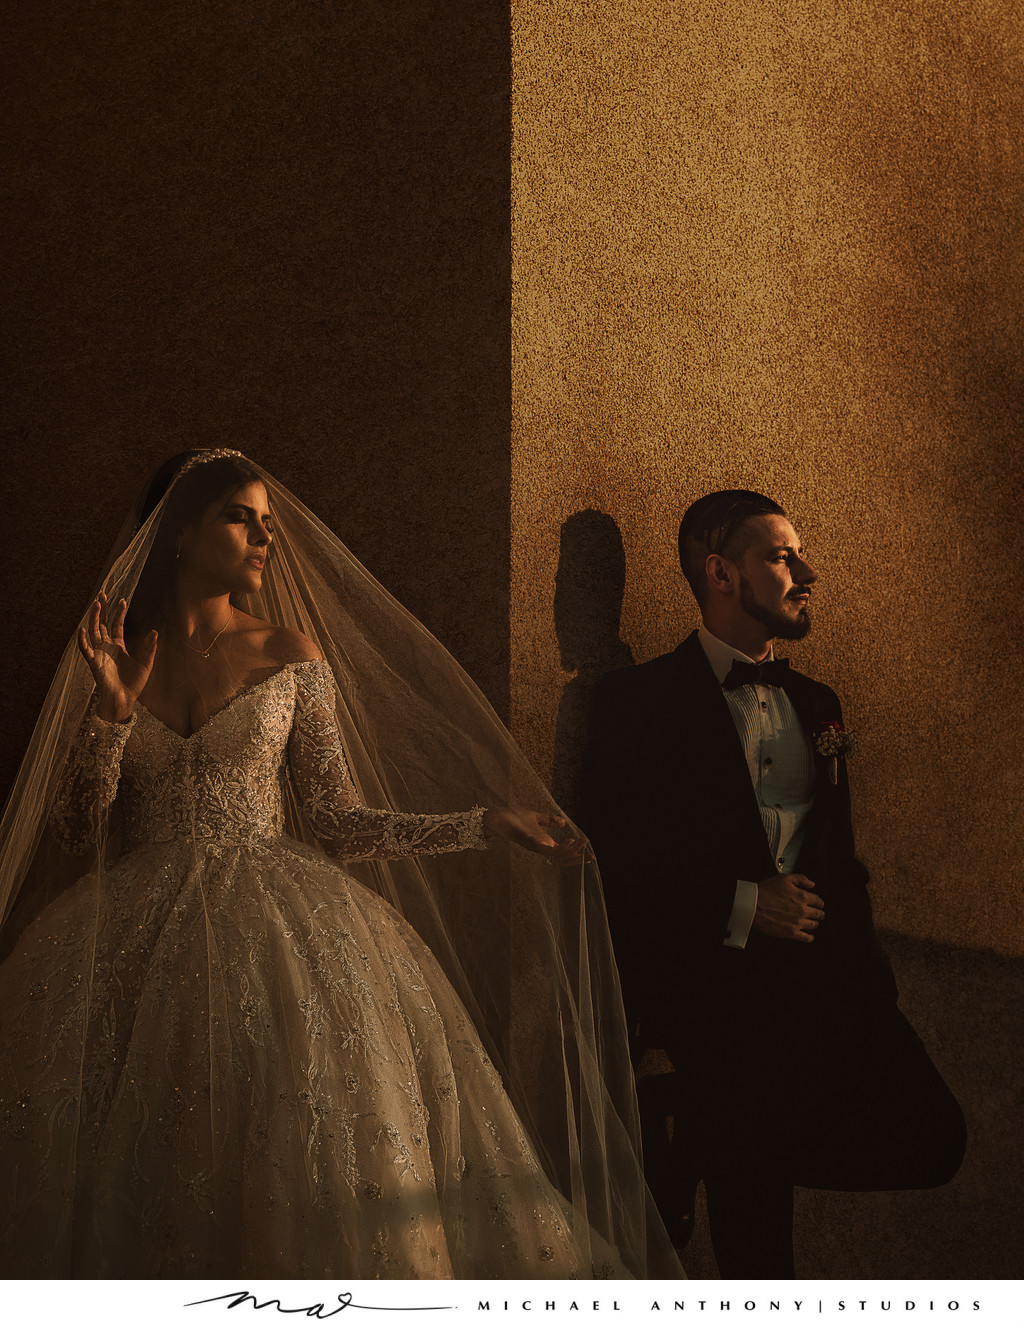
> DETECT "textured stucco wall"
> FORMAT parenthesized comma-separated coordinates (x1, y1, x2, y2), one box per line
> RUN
(512, 0, 1024, 955)
(4, 3, 510, 800)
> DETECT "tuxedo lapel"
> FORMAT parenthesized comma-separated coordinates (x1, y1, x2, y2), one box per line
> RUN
(776, 666, 839, 795)
(776, 663, 841, 869)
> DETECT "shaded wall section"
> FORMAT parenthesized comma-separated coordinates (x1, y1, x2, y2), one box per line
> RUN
(3, 1, 510, 800)
(512, 0, 1024, 955)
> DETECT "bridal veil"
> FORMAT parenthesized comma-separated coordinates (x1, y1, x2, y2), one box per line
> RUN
(0, 450, 681, 1278)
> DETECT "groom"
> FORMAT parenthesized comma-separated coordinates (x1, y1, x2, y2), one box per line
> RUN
(583, 490, 965, 1278)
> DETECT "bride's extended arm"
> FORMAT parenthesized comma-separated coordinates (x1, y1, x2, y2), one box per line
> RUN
(288, 661, 588, 864)
(287, 661, 488, 859)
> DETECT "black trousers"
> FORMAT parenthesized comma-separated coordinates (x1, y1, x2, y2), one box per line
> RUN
(654, 1005, 966, 1277)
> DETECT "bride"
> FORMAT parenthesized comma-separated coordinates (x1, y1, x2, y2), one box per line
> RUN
(0, 450, 678, 1280)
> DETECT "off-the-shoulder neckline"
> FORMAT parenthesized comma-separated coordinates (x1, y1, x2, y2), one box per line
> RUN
(136, 657, 328, 742)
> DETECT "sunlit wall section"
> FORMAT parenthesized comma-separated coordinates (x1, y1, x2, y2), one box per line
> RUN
(512, 2, 1023, 953)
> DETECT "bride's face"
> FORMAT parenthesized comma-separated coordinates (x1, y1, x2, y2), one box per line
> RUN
(178, 481, 274, 595)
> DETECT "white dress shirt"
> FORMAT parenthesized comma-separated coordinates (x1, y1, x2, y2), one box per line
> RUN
(697, 627, 817, 949)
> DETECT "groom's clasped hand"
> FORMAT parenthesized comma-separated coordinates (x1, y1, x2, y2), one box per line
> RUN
(751, 872, 825, 943)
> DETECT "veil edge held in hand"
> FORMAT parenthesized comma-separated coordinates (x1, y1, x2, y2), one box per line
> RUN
(0, 450, 682, 1278)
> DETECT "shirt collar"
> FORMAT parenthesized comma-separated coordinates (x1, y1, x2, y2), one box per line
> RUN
(697, 625, 774, 687)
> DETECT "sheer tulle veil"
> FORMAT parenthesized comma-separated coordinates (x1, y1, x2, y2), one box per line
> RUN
(0, 449, 681, 1277)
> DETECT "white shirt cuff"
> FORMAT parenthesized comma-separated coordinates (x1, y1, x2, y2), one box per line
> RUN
(723, 879, 758, 949)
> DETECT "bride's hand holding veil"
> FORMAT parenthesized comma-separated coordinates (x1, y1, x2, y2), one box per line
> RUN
(77, 591, 158, 723)
(482, 806, 593, 865)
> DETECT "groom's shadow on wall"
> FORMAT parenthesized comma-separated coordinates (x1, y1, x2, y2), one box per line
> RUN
(550, 510, 635, 825)
(551, 508, 693, 1253)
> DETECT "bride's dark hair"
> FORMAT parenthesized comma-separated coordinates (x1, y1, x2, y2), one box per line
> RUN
(125, 451, 264, 638)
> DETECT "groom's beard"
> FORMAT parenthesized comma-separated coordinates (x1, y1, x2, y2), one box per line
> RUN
(739, 575, 812, 641)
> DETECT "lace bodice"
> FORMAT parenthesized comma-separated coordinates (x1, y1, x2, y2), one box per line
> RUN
(52, 659, 486, 858)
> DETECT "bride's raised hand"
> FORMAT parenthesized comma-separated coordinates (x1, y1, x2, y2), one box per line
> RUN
(77, 593, 159, 723)
(482, 807, 593, 866)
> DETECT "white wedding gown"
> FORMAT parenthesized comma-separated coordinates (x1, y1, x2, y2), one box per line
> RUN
(0, 659, 614, 1278)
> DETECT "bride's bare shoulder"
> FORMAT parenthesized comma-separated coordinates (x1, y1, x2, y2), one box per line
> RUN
(233, 613, 324, 666)
(269, 625, 324, 665)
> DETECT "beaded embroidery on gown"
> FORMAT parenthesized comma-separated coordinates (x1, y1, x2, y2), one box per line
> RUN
(0, 658, 609, 1278)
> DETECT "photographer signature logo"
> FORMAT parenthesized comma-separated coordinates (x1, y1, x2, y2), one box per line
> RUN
(186, 1291, 455, 1319)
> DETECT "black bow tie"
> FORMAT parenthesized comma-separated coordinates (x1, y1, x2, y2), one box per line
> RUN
(722, 657, 791, 691)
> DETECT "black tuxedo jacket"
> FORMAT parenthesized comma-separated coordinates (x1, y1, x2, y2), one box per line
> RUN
(583, 631, 895, 1056)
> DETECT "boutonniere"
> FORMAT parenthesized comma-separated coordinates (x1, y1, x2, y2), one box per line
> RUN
(813, 721, 858, 785)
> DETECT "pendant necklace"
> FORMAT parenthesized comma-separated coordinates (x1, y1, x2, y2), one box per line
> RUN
(186, 607, 233, 659)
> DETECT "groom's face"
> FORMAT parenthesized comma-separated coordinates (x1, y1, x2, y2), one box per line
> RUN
(734, 515, 817, 641)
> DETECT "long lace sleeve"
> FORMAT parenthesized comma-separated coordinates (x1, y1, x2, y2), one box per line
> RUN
(49, 708, 136, 854)
(288, 660, 488, 861)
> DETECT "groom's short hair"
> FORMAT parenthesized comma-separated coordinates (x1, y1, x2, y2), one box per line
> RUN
(679, 489, 787, 606)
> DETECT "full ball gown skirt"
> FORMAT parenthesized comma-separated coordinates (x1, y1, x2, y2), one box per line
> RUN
(0, 660, 604, 1278)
